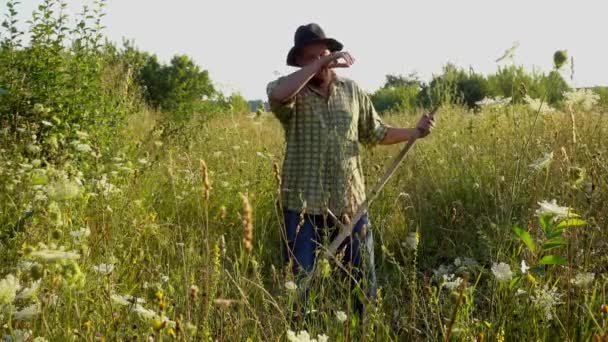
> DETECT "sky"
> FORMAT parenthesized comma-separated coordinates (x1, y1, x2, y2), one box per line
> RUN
(15, 0, 608, 100)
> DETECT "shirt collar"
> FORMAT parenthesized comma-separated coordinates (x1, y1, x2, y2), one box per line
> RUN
(306, 71, 345, 96)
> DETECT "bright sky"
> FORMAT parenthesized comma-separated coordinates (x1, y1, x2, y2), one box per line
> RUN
(16, 0, 608, 100)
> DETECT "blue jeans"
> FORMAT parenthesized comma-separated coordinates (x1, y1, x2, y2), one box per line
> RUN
(282, 208, 377, 312)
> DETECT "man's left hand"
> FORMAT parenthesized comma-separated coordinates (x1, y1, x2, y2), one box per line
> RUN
(416, 112, 435, 138)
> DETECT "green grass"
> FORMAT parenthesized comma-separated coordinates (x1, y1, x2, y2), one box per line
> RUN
(1, 104, 608, 341)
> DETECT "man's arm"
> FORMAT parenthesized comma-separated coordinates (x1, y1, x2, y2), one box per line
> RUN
(268, 52, 355, 103)
(380, 127, 421, 145)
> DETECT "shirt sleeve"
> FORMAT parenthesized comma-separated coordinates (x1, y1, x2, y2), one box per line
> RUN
(357, 84, 389, 147)
(266, 77, 295, 125)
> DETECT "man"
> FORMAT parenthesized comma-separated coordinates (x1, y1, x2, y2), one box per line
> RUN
(267, 23, 434, 311)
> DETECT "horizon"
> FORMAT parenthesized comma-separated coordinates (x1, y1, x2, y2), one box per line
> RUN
(15, 0, 608, 100)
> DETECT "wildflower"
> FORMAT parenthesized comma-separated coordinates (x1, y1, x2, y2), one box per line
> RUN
(14, 303, 41, 320)
(93, 264, 114, 275)
(520, 260, 529, 274)
(29, 249, 80, 263)
(601, 304, 608, 314)
(41, 120, 53, 127)
(432, 264, 454, 281)
(33, 337, 49, 342)
(491, 262, 514, 282)
(524, 95, 555, 113)
(531, 285, 562, 321)
(286, 329, 327, 342)
(535, 199, 575, 219)
(285, 281, 298, 291)
(240, 193, 254, 253)
(26, 144, 42, 154)
(564, 88, 599, 111)
(403, 232, 419, 251)
(529, 152, 553, 170)
(189, 285, 199, 298)
(111, 294, 146, 306)
(70, 227, 91, 239)
(16, 280, 41, 300)
(571, 272, 595, 287)
(336, 310, 347, 323)
(441, 274, 463, 290)
(133, 304, 157, 320)
(160, 274, 169, 283)
(75, 143, 92, 153)
(475, 96, 512, 107)
(46, 178, 82, 201)
(0, 274, 20, 304)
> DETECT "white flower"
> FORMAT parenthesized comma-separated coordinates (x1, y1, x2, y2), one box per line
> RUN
(571, 272, 595, 287)
(14, 303, 41, 320)
(520, 260, 529, 274)
(75, 131, 89, 139)
(286, 329, 327, 342)
(16, 280, 41, 300)
(41, 120, 53, 127)
(285, 281, 298, 291)
(491, 262, 514, 282)
(564, 88, 599, 111)
(132, 304, 157, 320)
(70, 227, 91, 239)
(476, 96, 512, 107)
(46, 178, 82, 201)
(516, 289, 527, 296)
(432, 264, 454, 281)
(75, 143, 92, 153)
(93, 264, 114, 275)
(138, 158, 149, 165)
(29, 249, 80, 263)
(111, 294, 146, 306)
(529, 152, 553, 170)
(0, 274, 21, 304)
(33, 337, 49, 342)
(531, 285, 562, 321)
(524, 95, 555, 113)
(535, 199, 574, 219)
(441, 274, 463, 290)
(336, 310, 347, 323)
(5, 329, 32, 342)
(403, 232, 419, 251)
(160, 274, 169, 283)
(27, 144, 42, 154)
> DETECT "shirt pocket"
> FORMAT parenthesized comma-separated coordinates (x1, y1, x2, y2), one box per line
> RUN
(330, 96, 358, 141)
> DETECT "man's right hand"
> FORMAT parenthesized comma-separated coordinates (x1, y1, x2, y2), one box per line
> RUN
(317, 51, 356, 69)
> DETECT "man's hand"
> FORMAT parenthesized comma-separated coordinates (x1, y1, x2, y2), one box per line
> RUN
(317, 51, 356, 69)
(415, 112, 435, 138)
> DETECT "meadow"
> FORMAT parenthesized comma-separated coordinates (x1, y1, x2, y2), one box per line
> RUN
(1, 1, 608, 341)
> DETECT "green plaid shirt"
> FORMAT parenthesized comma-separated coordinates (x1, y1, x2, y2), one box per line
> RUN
(267, 73, 389, 216)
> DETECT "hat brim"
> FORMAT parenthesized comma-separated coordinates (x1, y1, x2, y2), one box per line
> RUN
(286, 38, 343, 67)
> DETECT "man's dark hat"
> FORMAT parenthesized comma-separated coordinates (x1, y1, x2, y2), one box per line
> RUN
(286, 23, 343, 67)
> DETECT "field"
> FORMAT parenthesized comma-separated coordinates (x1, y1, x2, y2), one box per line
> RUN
(2, 101, 608, 341)
(2, 1, 608, 340)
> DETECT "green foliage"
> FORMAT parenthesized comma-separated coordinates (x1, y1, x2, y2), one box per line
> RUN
(373, 63, 570, 113)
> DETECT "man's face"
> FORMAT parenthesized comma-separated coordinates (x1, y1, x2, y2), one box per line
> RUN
(296, 42, 331, 84)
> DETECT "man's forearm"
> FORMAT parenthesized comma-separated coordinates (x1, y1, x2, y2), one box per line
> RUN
(269, 60, 323, 103)
(380, 127, 420, 145)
